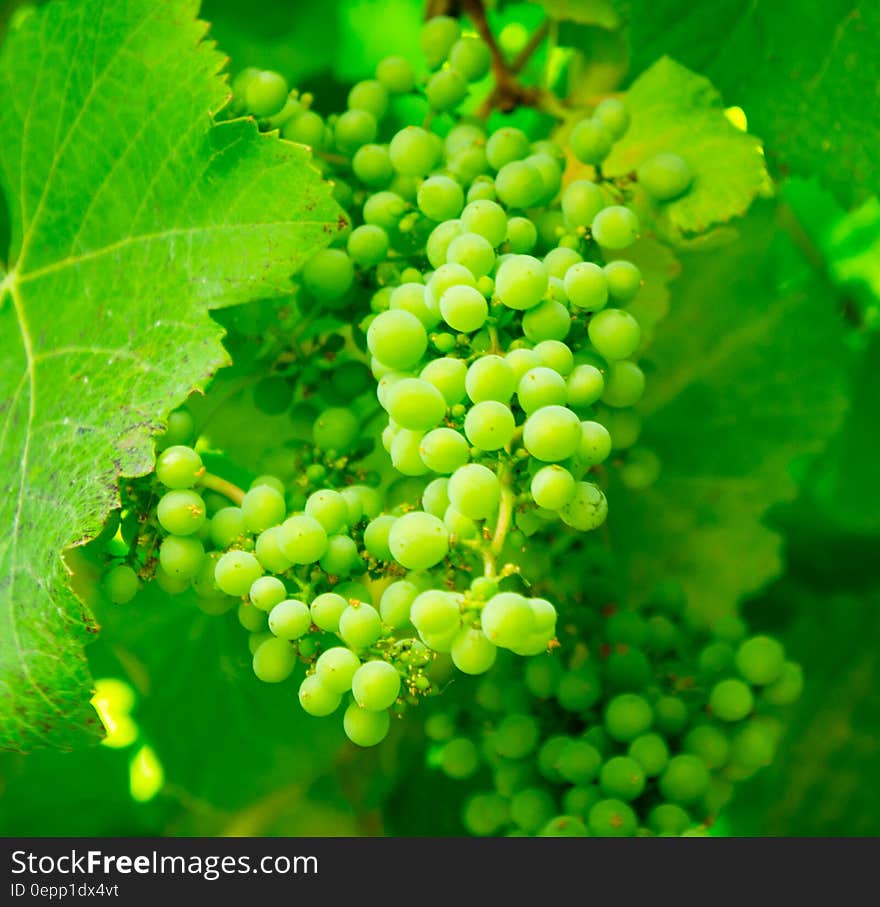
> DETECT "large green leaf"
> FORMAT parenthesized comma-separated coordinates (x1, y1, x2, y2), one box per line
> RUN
(610, 203, 851, 620)
(0, 0, 340, 752)
(622, 0, 880, 208)
(604, 57, 768, 241)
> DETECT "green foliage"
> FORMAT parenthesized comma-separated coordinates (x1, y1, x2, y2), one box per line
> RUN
(0, 0, 339, 751)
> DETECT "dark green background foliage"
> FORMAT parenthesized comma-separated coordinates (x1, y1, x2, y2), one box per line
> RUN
(0, 0, 877, 836)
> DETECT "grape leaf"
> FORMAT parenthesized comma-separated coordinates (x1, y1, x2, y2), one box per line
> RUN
(622, 0, 880, 208)
(603, 57, 768, 241)
(609, 203, 852, 620)
(0, 0, 341, 752)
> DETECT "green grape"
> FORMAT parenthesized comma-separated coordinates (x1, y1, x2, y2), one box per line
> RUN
(385, 378, 447, 431)
(282, 110, 325, 147)
(729, 720, 777, 774)
(591, 206, 639, 249)
(449, 35, 491, 81)
(418, 175, 465, 221)
(313, 648, 359, 695)
(506, 216, 537, 253)
(335, 108, 377, 153)
(363, 190, 407, 229)
(451, 627, 497, 674)
(493, 713, 540, 759)
(461, 200, 507, 247)
(522, 300, 571, 342)
(557, 740, 602, 785)
(157, 408, 194, 449)
(638, 152, 693, 202)
(302, 249, 354, 302)
(155, 563, 190, 596)
(713, 615, 748, 643)
(439, 284, 488, 333)
(388, 511, 449, 570)
(710, 678, 754, 722)
(426, 68, 468, 111)
(648, 803, 691, 836)
(523, 404, 582, 462)
(593, 98, 629, 140)
(588, 799, 637, 837)
(364, 515, 396, 561)
(348, 223, 389, 266)
(266, 598, 311, 640)
(465, 356, 515, 403)
(534, 340, 574, 375)
(421, 14, 460, 67)
(158, 535, 204, 580)
(157, 489, 206, 536)
(298, 675, 342, 717)
(684, 724, 730, 770)
(304, 490, 348, 535)
(420, 427, 470, 474)
(444, 505, 479, 540)
(570, 118, 613, 165)
(390, 283, 438, 329)
(563, 786, 601, 820)
(320, 534, 360, 576)
(344, 702, 391, 747)
(427, 220, 465, 268)
(601, 361, 645, 408)
(495, 160, 544, 209)
(448, 463, 500, 520)
(313, 407, 359, 451)
(653, 695, 689, 736)
(440, 737, 480, 779)
(527, 152, 562, 204)
(352, 144, 393, 188)
(508, 788, 555, 833)
(463, 792, 510, 836)
(389, 125, 440, 176)
(564, 261, 608, 312)
(539, 816, 589, 837)
(567, 365, 604, 407)
(524, 655, 563, 698)
(628, 733, 669, 776)
(379, 580, 417, 628)
(605, 693, 653, 742)
(447, 232, 495, 278)
(699, 641, 736, 678)
(735, 635, 785, 686)
(604, 260, 642, 302)
(588, 308, 641, 360)
(239, 602, 268, 634)
(426, 263, 477, 315)
(464, 401, 516, 451)
(506, 347, 541, 383)
(422, 477, 451, 517)
(517, 367, 567, 413)
(531, 464, 576, 510)
(348, 78, 389, 119)
(352, 660, 401, 711)
(376, 55, 415, 94)
(255, 525, 293, 574)
(214, 549, 262, 597)
(556, 665, 601, 711)
(762, 662, 804, 706)
(599, 756, 646, 801)
(252, 637, 297, 684)
(241, 484, 286, 533)
(249, 575, 286, 612)
(480, 592, 535, 649)
(411, 589, 461, 637)
(104, 564, 140, 604)
(561, 179, 605, 229)
(156, 445, 203, 489)
(310, 591, 348, 633)
(485, 128, 529, 170)
(659, 754, 711, 805)
(338, 602, 383, 649)
(244, 70, 288, 118)
(278, 514, 328, 564)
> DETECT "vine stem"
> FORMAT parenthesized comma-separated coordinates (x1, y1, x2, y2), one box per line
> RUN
(511, 19, 550, 75)
(199, 472, 245, 505)
(483, 467, 514, 577)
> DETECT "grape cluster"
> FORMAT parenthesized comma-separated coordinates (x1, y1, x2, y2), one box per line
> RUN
(86, 13, 797, 835)
(422, 579, 802, 837)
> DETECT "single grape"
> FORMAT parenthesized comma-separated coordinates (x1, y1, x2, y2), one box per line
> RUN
(506, 216, 537, 253)
(157, 489, 206, 536)
(534, 339, 574, 375)
(241, 484, 286, 533)
(591, 206, 639, 249)
(564, 261, 608, 312)
(539, 816, 589, 837)
(638, 152, 693, 202)
(566, 365, 604, 408)
(158, 535, 204, 581)
(376, 55, 415, 94)
(320, 534, 360, 576)
(593, 98, 629, 140)
(495, 160, 544, 209)
(348, 79, 389, 119)
(310, 592, 348, 633)
(104, 564, 140, 604)
(426, 68, 468, 111)
(363, 190, 407, 229)
(313, 407, 359, 451)
(421, 14, 461, 68)
(517, 366, 567, 413)
(762, 662, 804, 706)
(245, 70, 288, 118)
(447, 232, 495, 278)
(588, 799, 637, 837)
(449, 36, 492, 81)
(389, 126, 440, 176)
(601, 360, 645, 408)
(735, 635, 785, 686)
(562, 179, 605, 228)
(249, 575, 286, 612)
(570, 118, 613, 165)
(605, 693, 653, 742)
(156, 445, 203, 489)
(334, 108, 377, 153)
(480, 592, 535, 649)
(343, 702, 391, 746)
(254, 525, 293, 574)
(388, 511, 449, 570)
(531, 465, 576, 510)
(441, 737, 480, 780)
(523, 404, 582, 462)
(557, 740, 602, 785)
(278, 514, 328, 564)
(439, 284, 488, 333)
(588, 308, 641, 360)
(418, 175, 465, 221)
(348, 223, 389, 266)
(338, 602, 383, 649)
(599, 756, 646, 801)
(385, 378, 447, 431)
(604, 260, 642, 302)
(448, 464, 500, 520)
(659, 754, 711, 805)
(419, 427, 470, 474)
(461, 199, 507, 247)
(628, 733, 670, 776)
(252, 637, 296, 684)
(298, 675, 342, 717)
(451, 627, 498, 675)
(522, 300, 571, 342)
(710, 678, 755, 722)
